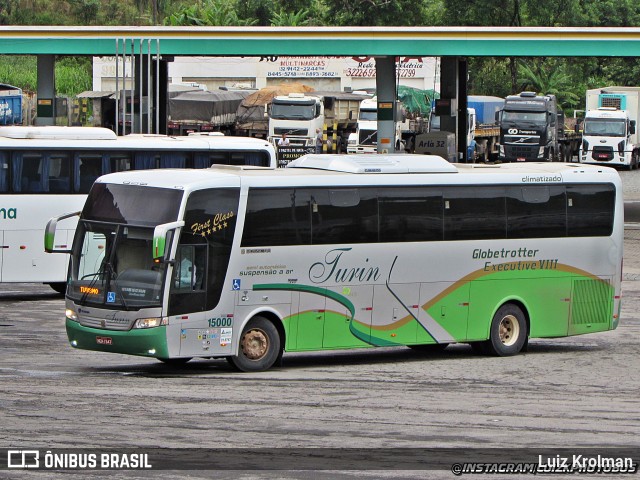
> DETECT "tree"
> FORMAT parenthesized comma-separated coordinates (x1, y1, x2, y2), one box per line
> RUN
(270, 9, 311, 27)
(517, 60, 580, 110)
(164, 0, 258, 26)
(319, 0, 432, 26)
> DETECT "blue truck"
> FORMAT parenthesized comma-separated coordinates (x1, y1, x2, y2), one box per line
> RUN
(427, 95, 502, 162)
(0, 84, 23, 125)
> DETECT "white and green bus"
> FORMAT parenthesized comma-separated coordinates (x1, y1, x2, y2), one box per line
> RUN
(0, 126, 275, 292)
(45, 154, 623, 371)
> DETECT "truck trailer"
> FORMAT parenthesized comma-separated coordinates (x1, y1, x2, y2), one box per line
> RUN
(579, 87, 640, 170)
(424, 95, 502, 162)
(0, 84, 23, 126)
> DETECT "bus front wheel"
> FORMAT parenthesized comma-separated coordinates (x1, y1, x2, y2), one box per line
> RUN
(484, 303, 528, 356)
(48, 282, 67, 295)
(227, 316, 281, 372)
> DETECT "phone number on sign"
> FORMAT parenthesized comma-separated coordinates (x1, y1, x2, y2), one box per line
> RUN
(267, 72, 338, 77)
(344, 68, 417, 78)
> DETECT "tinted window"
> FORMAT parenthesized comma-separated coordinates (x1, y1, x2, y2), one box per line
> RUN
(567, 184, 615, 237)
(379, 187, 443, 242)
(507, 186, 566, 238)
(243, 188, 311, 247)
(82, 183, 183, 226)
(444, 187, 506, 240)
(240, 183, 615, 247)
(311, 188, 377, 244)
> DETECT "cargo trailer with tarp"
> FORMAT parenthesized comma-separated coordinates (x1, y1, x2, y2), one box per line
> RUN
(167, 89, 252, 136)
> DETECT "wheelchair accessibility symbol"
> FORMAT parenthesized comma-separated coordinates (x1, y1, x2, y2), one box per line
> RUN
(107, 291, 116, 303)
(232, 279, 241, 291)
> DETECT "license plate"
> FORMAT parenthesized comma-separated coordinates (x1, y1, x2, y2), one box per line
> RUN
(516, 157, 526, 162)
(96, 336, 112, 345)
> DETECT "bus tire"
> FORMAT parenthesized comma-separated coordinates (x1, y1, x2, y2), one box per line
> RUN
(484, 303, 528, 356)
(227, 316, 281, 372)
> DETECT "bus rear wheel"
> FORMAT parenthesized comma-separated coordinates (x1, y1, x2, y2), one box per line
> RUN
(483, 303, 527, 356)
(227, 316, 281, 372)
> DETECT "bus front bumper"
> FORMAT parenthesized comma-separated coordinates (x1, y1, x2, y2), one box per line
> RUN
(66, 319, 169, 358)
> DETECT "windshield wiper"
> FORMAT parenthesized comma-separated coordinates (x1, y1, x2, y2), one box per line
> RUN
(104, 259, 128, 310)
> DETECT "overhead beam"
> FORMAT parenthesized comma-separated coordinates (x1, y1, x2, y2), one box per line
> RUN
(1, 26, 640, 57)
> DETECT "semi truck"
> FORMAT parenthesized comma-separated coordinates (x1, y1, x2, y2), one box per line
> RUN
(579, 87, 640, 170)
(0, 84, 23, 125)
(346, 96, 412, 154)
(497, 91, 580, 163)
(268, 91, 367, 164)
(423, 95, 502, 162)
(468, 95, 502, 162)
(167, 89, 251, 136)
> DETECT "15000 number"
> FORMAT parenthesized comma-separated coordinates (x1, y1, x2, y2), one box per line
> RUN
(208, 317, 233, 327)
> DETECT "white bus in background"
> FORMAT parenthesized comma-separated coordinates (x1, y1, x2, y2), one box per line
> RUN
(0, 126, 276, 293)
(46, 155, 623, 371)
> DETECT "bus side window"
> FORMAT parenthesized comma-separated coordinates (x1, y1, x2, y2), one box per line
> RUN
(78, 158, 103, 193)
(111, 152, 132, 172)
(12, 152, 48, 193)
(0, 152, 7, 192)
(48, 153, 71, 193)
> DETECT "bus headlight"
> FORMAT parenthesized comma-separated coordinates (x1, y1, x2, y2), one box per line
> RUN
(134, 317, 168, 329)
(65, 309, 78, 321)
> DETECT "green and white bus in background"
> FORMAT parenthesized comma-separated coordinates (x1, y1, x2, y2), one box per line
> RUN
(45, 154, 623, 371)
(0, 126, 275, 292)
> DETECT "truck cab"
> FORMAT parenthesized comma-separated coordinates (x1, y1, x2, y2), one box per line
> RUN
(347, 97, 405, 154)
(497, 91, 559, 162)
(579, 107, 638, 169)
(268, 93, 323, 149)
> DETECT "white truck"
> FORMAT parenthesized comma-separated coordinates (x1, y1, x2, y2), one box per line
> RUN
(268, 91, 367, 164)
(346, 97, 409, 154)
(579, 87, 640, 170)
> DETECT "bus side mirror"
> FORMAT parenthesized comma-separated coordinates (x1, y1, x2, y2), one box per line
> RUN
(630, 120, 636, 135)
(152, 221, 185, 262)
(44, 211, 81, 253)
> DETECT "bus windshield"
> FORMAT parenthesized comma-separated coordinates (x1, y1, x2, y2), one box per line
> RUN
(67, 184, 184, 309)
(67, 221, 165, 309)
